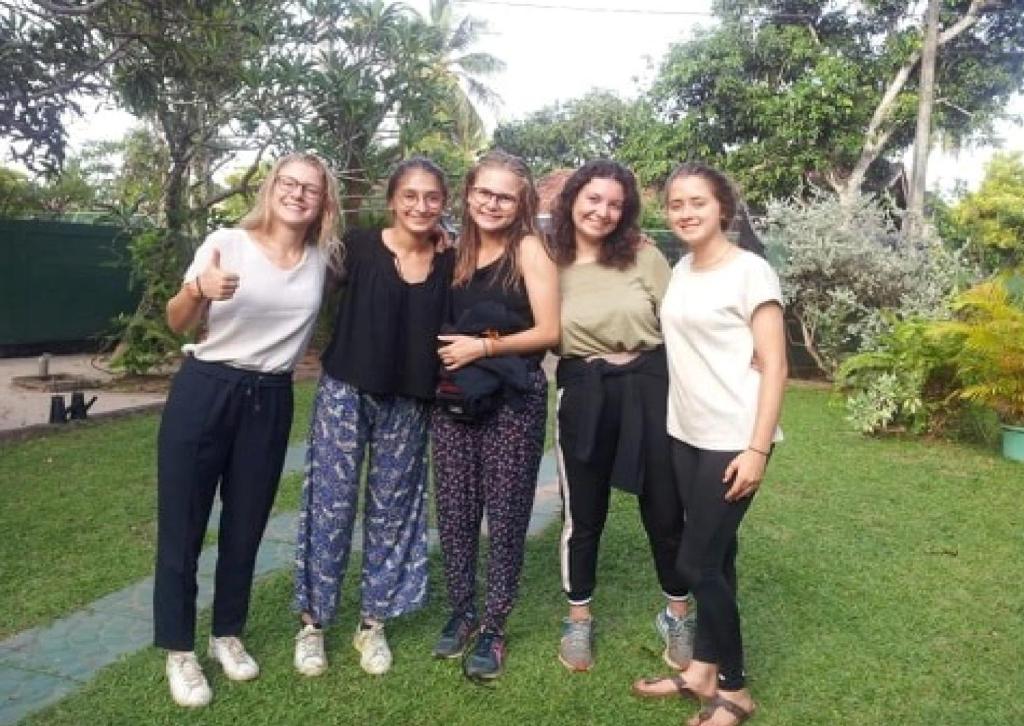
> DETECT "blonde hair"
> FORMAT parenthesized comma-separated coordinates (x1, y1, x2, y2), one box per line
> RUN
(454, 150, 545, 289)
(239, 153, 343, 272)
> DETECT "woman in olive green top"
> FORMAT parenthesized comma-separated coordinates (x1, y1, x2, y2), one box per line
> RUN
(551, 160, 692, 674)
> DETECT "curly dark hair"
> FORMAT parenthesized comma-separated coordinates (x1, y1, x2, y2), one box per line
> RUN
(550, 159, 641, 270)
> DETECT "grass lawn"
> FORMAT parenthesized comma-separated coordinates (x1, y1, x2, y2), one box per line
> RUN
(12, 385, 1024, 725)
(0, 380, 318, 640)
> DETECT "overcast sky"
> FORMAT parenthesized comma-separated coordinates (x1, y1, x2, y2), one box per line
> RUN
(47, 0, 1024, 192)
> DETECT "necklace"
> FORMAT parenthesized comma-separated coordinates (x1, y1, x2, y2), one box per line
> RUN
(691, 243, 735, 271)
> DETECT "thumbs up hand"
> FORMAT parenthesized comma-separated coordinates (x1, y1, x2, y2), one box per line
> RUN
(197, 248, 240, 301)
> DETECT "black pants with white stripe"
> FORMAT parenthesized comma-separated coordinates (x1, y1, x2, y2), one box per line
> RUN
(153, 356, 292, 652)
(556, 365, 687, 605)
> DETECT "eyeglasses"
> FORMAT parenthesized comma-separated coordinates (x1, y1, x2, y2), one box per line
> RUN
(276, 175, 323, 199)
(469, 186, 518, 211)
(397, 190, 445, 210)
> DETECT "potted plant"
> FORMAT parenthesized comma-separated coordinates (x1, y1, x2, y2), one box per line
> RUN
(936, 270, 1024, 461)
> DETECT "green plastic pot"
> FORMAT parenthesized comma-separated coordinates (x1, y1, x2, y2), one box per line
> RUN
(1001, 423, 1024, 463)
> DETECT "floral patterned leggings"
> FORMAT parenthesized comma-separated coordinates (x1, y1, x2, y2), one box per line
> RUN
(432, 369, 548, 635)
(293, 374, 430, 626)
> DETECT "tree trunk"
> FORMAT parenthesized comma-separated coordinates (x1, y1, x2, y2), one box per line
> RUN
(906, 0, 941, 237)
(836, 0, 990, 208)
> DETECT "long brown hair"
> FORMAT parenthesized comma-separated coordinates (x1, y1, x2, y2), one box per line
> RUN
(454, 150, 544, 289)
(550, 159, 642, 270)
(239, 153, 343, 272)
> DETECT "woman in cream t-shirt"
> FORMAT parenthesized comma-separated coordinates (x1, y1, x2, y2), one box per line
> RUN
(632, 163, 786, 726)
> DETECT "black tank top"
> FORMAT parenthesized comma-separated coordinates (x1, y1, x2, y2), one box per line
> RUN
(450, 256, 533, 333)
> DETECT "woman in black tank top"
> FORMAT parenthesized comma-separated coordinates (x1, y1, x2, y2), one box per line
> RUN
(431, 151, 559, 680)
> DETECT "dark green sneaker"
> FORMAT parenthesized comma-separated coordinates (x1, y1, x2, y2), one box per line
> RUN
(463, 631, 506, 680)
(434, 611, 479, 659)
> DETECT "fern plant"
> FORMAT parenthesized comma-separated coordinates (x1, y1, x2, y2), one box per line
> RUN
(934, 270, 1024, 426)
(837, 317, 958, 434)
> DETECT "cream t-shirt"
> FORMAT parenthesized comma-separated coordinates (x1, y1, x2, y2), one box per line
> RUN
(661, 249, 784, 451)
(182, 228, 326, 373)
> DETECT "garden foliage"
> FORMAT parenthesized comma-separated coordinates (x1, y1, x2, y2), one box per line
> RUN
(934, 271, 1024, 427)
(762, 192, 969, 379)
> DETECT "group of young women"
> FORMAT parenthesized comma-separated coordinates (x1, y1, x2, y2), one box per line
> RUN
(153, 148, 786, 726)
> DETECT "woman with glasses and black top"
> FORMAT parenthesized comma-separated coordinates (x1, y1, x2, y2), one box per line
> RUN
(292, 157, 456, 678)
(155, 154, 340, 708)
(430, 150, 560, 680)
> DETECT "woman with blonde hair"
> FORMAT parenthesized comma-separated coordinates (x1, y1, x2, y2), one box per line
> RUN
(155, 153, 340, 708)
(431, 150, 560, 680)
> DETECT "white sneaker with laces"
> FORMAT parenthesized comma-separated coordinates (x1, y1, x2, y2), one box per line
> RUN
(166, 651, 212, 708)
(208, 635, 259, 681)
(352, 621, 392, 675)
(294, 623, 327, 676)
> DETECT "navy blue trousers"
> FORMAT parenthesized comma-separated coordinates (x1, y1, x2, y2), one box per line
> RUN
(154, 357, 293, 651)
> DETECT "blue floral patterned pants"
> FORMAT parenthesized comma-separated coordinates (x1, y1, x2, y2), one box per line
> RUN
(293, 374, 430, 625)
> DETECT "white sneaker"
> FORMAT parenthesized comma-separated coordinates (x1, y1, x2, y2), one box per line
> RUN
(166, 651, 212, 708)
(352, 621, 392, 675)
(294, 623, 327, 677)
(208, 635, 259, 681)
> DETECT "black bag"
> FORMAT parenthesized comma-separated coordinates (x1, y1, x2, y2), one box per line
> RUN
(435, 374, 501, 423)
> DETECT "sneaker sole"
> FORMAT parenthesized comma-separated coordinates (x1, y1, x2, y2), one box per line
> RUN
(294, 661, 327, 677)
(464, 662, 504, 680)
(557, 651, 593, 673)
(662, 648, 689, 671)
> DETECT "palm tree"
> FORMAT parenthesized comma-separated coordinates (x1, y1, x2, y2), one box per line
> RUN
(419, 0, 505, 145)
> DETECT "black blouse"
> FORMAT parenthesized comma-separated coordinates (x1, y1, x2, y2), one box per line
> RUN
(321, 228, 454, 399)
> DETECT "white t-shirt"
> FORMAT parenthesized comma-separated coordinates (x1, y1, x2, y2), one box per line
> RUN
(661, 249, 784, 451)
(182, 228, 326, 374)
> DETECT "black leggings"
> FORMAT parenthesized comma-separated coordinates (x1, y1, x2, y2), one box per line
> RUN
(671, 439, 755, 691)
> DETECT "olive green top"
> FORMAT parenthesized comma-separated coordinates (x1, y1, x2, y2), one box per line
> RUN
(558, 243, 672, 358)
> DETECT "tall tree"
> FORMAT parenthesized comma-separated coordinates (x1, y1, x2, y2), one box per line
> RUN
(493, 91, 649, 175)
(949, 151, 1024, 268)
(642, 0, 1024, 207)
(0, 0, 117, 171)
(286, 0, 467, 212)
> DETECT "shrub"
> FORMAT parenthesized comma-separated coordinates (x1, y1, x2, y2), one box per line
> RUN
(934, 270, 1024, 426)
(762, 192, 971, 378)
(836, 318, 959, 434)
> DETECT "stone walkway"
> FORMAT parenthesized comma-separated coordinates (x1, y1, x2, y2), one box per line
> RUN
(0, 445, 561, 725)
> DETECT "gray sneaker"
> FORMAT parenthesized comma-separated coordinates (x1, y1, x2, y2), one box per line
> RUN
(655, 606, 695, 670)
(558, 617, 594, 672)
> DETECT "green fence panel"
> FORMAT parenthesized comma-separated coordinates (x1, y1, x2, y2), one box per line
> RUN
(0, 220, 140, 347)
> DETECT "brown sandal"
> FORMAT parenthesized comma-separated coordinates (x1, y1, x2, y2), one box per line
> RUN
(691, 695, 756, 725)
(631, 674, 701, 701)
